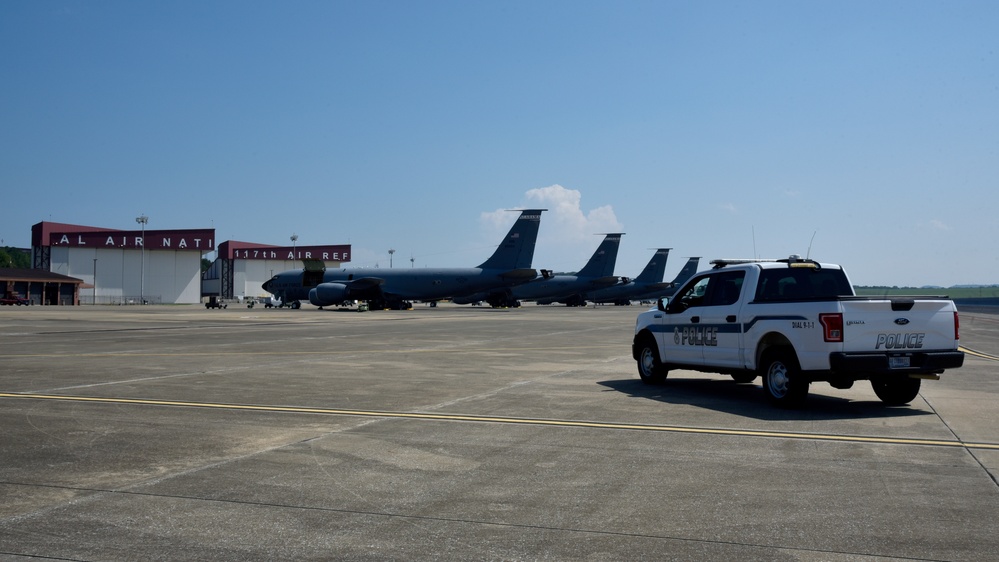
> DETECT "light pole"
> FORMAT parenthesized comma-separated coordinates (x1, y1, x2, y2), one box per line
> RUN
(93, 258, 98, 305)
(388, 249, 395, 268)
(136, 215, 148, 304)
(291, 234, 298, 262)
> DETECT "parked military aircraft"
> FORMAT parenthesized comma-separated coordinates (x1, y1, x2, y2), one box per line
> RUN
(261, 209, 546, 309)
(454, 233, 624, 307)
(584, 253, 700, 305)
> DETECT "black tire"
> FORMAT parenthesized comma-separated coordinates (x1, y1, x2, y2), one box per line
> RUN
(731, 373, 757, 384)
(760, 349, 808, 407)
(871, 377, 921, 406)
(635, 336, 668, 384)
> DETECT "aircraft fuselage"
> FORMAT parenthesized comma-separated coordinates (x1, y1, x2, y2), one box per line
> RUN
(263, 267, 530, 305)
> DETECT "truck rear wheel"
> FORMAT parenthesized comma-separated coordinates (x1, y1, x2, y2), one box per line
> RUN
(761, 349, 808, 407)
(636, 336, 668, 385)
(871, 377, 921, 406)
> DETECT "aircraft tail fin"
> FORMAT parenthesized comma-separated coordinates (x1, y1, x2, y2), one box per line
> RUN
(477, 209, 546, 270)
(576, 233, 624, 278)
(669, 257, 701, 287)
(632, 248, 670, 283)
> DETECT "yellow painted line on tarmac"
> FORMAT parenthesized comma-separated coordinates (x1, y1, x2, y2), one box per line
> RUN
(960, 346, 999, 361)
(0, 346, 622, 358)
(6, 346, 991, 361)
(2, 392, 998, 451)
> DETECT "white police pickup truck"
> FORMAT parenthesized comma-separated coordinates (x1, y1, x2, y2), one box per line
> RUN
(633, 256, 964, 407)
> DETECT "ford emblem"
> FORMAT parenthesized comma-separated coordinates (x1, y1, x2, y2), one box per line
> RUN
(894, 318, 910, 326)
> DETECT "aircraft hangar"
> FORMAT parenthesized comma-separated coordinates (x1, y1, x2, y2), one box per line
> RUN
(32, 221, 216, 305)
(26, 221, 351, 305)
(206, 240, 351, 302)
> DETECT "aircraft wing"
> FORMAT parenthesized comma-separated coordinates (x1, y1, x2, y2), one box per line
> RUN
(499, 268, 538, 281)
(590, 275, 623, 287)
(345, 277, 386, 290)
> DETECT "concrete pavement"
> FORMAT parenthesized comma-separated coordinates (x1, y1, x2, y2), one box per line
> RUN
(1, 303, 997, 560)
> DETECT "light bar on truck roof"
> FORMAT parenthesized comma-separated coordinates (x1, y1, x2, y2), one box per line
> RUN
(710, 255, 820, 269)
(710, 259, 778, 269)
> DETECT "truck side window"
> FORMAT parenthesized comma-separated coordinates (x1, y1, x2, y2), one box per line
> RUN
(704, 271, 745, 306)
(671, 276, 710, 311)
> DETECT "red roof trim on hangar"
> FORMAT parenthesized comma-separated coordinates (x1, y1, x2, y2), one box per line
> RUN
(33, 221, 215, 251)
(31, 223, 349, 262)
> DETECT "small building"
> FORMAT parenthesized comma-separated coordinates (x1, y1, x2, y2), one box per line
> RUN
(1, 267, 83, 306)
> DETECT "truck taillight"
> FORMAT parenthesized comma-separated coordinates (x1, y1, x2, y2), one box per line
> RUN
(954, 311, 960, 341)
(820, 313, 843, 343)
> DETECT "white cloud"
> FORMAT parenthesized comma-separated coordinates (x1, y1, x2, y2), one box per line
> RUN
(928, 219, 951, 231)
(481, 184, 623, 270)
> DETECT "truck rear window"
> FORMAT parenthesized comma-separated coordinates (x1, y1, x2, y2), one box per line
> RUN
(754, 268, 852, 301)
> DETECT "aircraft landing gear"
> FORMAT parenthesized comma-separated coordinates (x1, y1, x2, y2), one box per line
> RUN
(486, 295, 520, 308)
(368, 298, 412, 310)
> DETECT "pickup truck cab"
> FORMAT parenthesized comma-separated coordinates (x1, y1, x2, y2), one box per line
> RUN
(633, 256, 964, 407)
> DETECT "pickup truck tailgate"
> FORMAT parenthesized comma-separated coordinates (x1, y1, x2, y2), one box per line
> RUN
(841, 298, 959, 352)
(830, 298, 963, 374)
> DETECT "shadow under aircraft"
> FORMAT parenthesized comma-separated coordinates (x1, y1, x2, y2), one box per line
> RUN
(261, 209, 546, 310)
(584, 252, 701, 306)
(454, 233, 625, 308)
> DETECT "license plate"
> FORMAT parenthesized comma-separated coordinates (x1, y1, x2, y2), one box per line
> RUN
(889, 356, 911, 369)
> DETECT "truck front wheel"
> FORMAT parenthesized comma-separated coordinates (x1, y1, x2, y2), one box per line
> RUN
(636, 336, 668, 385)
(761, 349, 808, 407)
(871, 377, 921, 406)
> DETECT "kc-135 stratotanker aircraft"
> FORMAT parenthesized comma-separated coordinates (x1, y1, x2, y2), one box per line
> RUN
(583, 251, 701, 305)
(261, 209, 546, 310)
(453, 233, 625, 307)
(453, 233, 624, 307)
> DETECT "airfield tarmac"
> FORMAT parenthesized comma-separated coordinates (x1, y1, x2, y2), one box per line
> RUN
(0, 303, 997, 561)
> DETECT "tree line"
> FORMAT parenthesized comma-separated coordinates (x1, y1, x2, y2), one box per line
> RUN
(0, 247, 31, 269)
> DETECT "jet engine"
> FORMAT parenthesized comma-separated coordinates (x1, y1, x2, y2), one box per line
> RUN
(309, 283, 349, 306)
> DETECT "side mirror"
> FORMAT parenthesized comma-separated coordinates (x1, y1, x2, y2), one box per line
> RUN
(657, 297, 669, 311)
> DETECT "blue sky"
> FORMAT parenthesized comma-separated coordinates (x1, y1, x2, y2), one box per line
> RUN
(2, 1, 997, 287)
